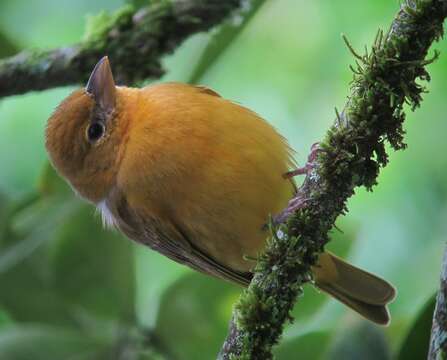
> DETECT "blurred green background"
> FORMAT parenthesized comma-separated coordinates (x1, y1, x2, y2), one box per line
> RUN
(0, 0, 445, 359)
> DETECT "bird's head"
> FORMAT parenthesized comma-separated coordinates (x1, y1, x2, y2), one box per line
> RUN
(45, 57, 129, 203)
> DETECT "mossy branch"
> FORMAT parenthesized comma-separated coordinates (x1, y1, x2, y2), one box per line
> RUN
(0, 0, 244, 98)
(219, 1, 447, 359)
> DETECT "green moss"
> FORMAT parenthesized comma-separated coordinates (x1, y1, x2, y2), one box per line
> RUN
(83, 5, 135, 43)
(225, 1, 447, 359)
(0, 1, 246, 97)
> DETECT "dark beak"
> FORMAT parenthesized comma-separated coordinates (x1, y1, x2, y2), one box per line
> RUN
(85, 56, 116, 114)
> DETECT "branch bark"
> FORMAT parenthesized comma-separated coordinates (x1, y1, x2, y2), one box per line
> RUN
(219, 1, 447, 359)
(2, 0, 446, 358)
(428, 245, 447, 359)
(0, 0, 243, 98)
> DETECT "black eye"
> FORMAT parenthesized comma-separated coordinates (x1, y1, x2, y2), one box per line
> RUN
(87, 122, 105, 142)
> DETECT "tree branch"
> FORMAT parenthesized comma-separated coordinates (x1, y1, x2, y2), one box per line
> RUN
(428, 245, 447, 359)
(219, 1, 447, 359)
(0, 0, 244, 98)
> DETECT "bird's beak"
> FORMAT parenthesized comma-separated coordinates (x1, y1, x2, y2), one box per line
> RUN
(86, 56, 116, 114)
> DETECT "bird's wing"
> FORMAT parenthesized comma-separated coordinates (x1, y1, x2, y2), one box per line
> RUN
(106, 190, 251, 287)
(192, 85, 222, 97)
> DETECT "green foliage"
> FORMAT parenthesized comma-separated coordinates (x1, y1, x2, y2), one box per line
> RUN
(0, 165, 137, 349)
(397, 294, 436, 360)
(274, 331, 332, 359)
(325, 321, 391, 360)
(49, 206, 136, 321)
(0, 325, 110, 360)
(156, 273, 240, 359)
(224, 0, 446, 358)
(0, 31, 19, 59)
(1, 0, 447, 359)
(83, 5, 135, 43)
(189, 0, 267, 84)
(0, 308, 12, 328)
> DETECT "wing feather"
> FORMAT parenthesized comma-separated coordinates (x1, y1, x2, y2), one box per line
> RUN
(106, 189, 251, 286)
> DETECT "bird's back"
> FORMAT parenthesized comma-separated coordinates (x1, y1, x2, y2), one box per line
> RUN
(117, 83, 296, 272)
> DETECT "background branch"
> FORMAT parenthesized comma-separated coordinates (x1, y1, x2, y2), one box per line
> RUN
(0, 0, 243, 98)
(428, 244, 447, 359)
(1, 0, 445, 358)
(219, 1, 447, 358)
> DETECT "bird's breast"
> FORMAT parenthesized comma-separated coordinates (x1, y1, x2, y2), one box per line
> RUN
(116, 83, 296, 272)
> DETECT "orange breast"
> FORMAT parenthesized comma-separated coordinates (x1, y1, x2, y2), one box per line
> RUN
(118, 83, 295, 272)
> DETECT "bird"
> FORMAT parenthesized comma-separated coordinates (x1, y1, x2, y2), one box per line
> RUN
(45, 56, 396, 325)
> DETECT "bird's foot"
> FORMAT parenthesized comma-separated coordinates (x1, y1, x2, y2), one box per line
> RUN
(283, 142, 321, 179)
(273, 143, 321, 226)
(272, 194, 309, 225)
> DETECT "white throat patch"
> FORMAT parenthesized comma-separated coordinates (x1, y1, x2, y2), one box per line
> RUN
(96, 200, 118, 229)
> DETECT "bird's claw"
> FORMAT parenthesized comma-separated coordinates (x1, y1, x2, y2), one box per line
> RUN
(283, 142, 321, 179)
(272, 143, 321, 226)
(272, 194, 310, 225)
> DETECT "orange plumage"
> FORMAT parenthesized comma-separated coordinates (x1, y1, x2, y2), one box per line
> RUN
(45, 57, 395, 324)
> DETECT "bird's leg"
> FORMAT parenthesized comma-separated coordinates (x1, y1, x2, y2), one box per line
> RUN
(271, 193, 309, 225)
(283, 142, 321, 179)
(272, 143, 321, 225)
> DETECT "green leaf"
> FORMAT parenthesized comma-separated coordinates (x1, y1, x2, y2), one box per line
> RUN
(0, 191, 38, 248)
(325, 321, 391, 360)
(155, 272, 240, 360)
(290, 286, 328, 325)
(397, 294, 436, 360)
(0, 308, 13, 328)
(0, 162, 135, 325)
(38, 163, 72, 197)
(274, 331, 332, 360)
(49, 205, 136, 322)
(0, 324, 109, 360)
(325, 219, 357, 260)
(0, 30, 19, 59)
(98, 326, 174, 360)
(0, 246, 76, 325)
(188, 0, 267, 84)
(1, 164, 75, 269)
(125, 0, 147, 8)
(0, 164, 82, 324)
(0, 197, 79, 274)
(135, 248, 188, 327)
(0, 192, 13, 246)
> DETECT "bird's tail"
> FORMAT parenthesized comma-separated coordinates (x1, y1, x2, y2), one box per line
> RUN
(312, 252, 396, 325)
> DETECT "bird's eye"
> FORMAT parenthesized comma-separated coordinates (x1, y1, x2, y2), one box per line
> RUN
(86, 122, 105, 142)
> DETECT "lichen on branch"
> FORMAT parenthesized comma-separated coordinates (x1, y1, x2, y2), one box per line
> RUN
(219, 1, 447, 359)
(0, 0, 244, 98)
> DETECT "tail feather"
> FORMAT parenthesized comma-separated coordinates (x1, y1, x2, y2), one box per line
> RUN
(316, 280, 391, 325)
(313, 252, 396, 325)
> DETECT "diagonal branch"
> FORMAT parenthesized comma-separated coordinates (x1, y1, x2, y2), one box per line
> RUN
(219, 1, 447, 359)
(0, 0, 244, 98)
(428, 244, 447, 359)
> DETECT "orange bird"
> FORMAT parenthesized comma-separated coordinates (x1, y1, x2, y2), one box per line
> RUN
(45, 57, 395, 324)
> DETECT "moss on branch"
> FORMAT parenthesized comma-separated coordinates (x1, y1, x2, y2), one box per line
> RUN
(220, 1, 447, 359)
(0, 0, 243, 97)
